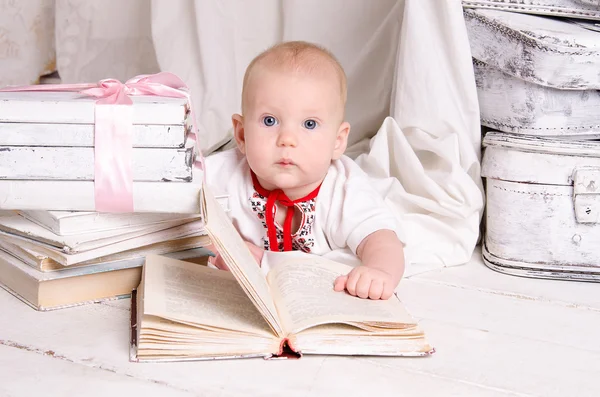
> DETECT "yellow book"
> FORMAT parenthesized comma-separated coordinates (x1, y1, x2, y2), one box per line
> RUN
(0, 247, 210, 311)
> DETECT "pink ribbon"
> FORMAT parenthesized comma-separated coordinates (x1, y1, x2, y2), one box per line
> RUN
(0, 72, 204, 212)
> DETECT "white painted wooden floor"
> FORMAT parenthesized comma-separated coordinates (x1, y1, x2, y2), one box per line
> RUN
(1, 246, 598, 397)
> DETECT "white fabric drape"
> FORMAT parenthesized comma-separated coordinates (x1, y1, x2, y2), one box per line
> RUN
(1, 0, 484, 274)
(54, 0, 160, 84)
(150, 0, 484, 274)
(0, 0, 56, 86)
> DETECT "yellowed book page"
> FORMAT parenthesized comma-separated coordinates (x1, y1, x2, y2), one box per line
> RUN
(201, 184, 283, 337)
(138, 316, 277, 355)
(266, 255, 417, 335)
(142, 254, 274, 338)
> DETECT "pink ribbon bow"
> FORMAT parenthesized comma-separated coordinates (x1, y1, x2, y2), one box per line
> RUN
(0, 72, 204, 212)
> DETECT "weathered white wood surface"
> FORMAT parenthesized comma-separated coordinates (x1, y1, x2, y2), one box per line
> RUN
(483, 244, 600, 282)
(0, 91, 188, 125)
(0, 346, 197, 397)
(0, 168, 203, 213)
(484, 177, 600, 270)
(464, 8, 600, 89)
(474, 61, 600, 137)
(1, 248, 598, 396)
(0, 146, 193, 182)
(0, 122, 187, 148)
(462, 0, 600, 21)
(482, 132, 600, 184)
(482, 131, 600, 272)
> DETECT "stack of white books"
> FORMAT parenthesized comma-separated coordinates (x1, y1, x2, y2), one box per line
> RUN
(0, 210, 213, 310)
(0, 91, 204, 212)
(0, 90, 220, 310)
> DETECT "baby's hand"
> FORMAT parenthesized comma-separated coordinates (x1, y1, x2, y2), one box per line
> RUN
(333, 266, 395, 300)
(208, 241, 264, 270)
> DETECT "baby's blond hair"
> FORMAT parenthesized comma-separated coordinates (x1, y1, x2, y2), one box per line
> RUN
(241, 41, 347, 113)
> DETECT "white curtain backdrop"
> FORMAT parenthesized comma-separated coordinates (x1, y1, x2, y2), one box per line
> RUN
(1, 0, 484, 275)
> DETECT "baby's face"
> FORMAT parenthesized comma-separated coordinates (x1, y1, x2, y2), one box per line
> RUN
(236, 68, 348, 199)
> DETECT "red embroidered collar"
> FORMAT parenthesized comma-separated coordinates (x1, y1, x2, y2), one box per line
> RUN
(251, 171, 321, 251)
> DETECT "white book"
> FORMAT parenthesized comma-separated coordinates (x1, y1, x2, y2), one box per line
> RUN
(18, 210, 199, 236)
(0, 167, 206, 213)
(0, 91, 188, 125)
(0, 235, 211, 272)
(0, 122, 187, 148)
(0, 219, 206, 266)
(0, 212, 201, 252)
(0, 247, 211, 311)
(0, 146, 194, 182)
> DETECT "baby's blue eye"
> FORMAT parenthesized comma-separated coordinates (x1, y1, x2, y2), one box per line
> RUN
(303, 119, 317, 130)
(262, 116, 277, 127)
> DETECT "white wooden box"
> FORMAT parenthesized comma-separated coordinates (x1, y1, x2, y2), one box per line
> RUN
(481, 131, 600, 282)
(474, 60, 600, 138)
(464, 8, 600, 90)
(462, 0, 600, 21)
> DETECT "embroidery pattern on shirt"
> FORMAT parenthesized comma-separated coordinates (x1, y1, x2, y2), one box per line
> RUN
(249, 191, 316, 253)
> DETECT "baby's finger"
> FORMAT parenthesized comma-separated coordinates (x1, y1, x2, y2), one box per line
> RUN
(345, 270, 361, 296)
(368, 279, 384, 300)
(381, 283, 395, 300)
(355, 274, 371, 299)
(210, 254, 229, 271)
(333, 275, 348, 292)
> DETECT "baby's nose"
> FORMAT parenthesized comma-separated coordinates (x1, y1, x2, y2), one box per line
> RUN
(276, 129, 297, 147)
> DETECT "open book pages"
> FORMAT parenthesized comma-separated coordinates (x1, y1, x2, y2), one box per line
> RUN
(133, 254, 431, 361)
(200, 184, 284, 337)
(136, 255, 279, 360)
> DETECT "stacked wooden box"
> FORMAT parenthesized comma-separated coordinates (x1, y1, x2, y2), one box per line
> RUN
(463, 1, 600, 281)
(0, 90, 215, 309)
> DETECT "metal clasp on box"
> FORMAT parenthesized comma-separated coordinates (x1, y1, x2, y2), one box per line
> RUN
(572, 167, 600, 224)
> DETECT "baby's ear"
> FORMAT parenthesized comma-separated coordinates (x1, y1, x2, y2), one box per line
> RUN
(332, 121, 350, 160)
(232, 114, 246, 154)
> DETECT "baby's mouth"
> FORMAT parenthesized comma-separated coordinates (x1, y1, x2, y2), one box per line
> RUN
(277, 159, 294, 167)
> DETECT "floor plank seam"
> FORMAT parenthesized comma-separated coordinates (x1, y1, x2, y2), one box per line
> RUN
(97, 301, 131, 312)
(411, 317, 600, 355)
(0, 339, 193, 394)
(354, 357, 539, 397)
(407, 278, 600, 312)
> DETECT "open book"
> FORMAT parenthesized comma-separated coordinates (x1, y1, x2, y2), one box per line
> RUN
(131, 185, 433, 361)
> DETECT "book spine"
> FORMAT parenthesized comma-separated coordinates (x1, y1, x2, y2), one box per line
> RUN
(0, 147, 193, 182)
(0, 93, 188, 125)
(22, 212, 196, 237)
(0, 179, 202, 213)
(0, 122, 187, 148)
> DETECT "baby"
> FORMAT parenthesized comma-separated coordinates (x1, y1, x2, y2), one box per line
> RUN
(205, 41, 405, 300)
